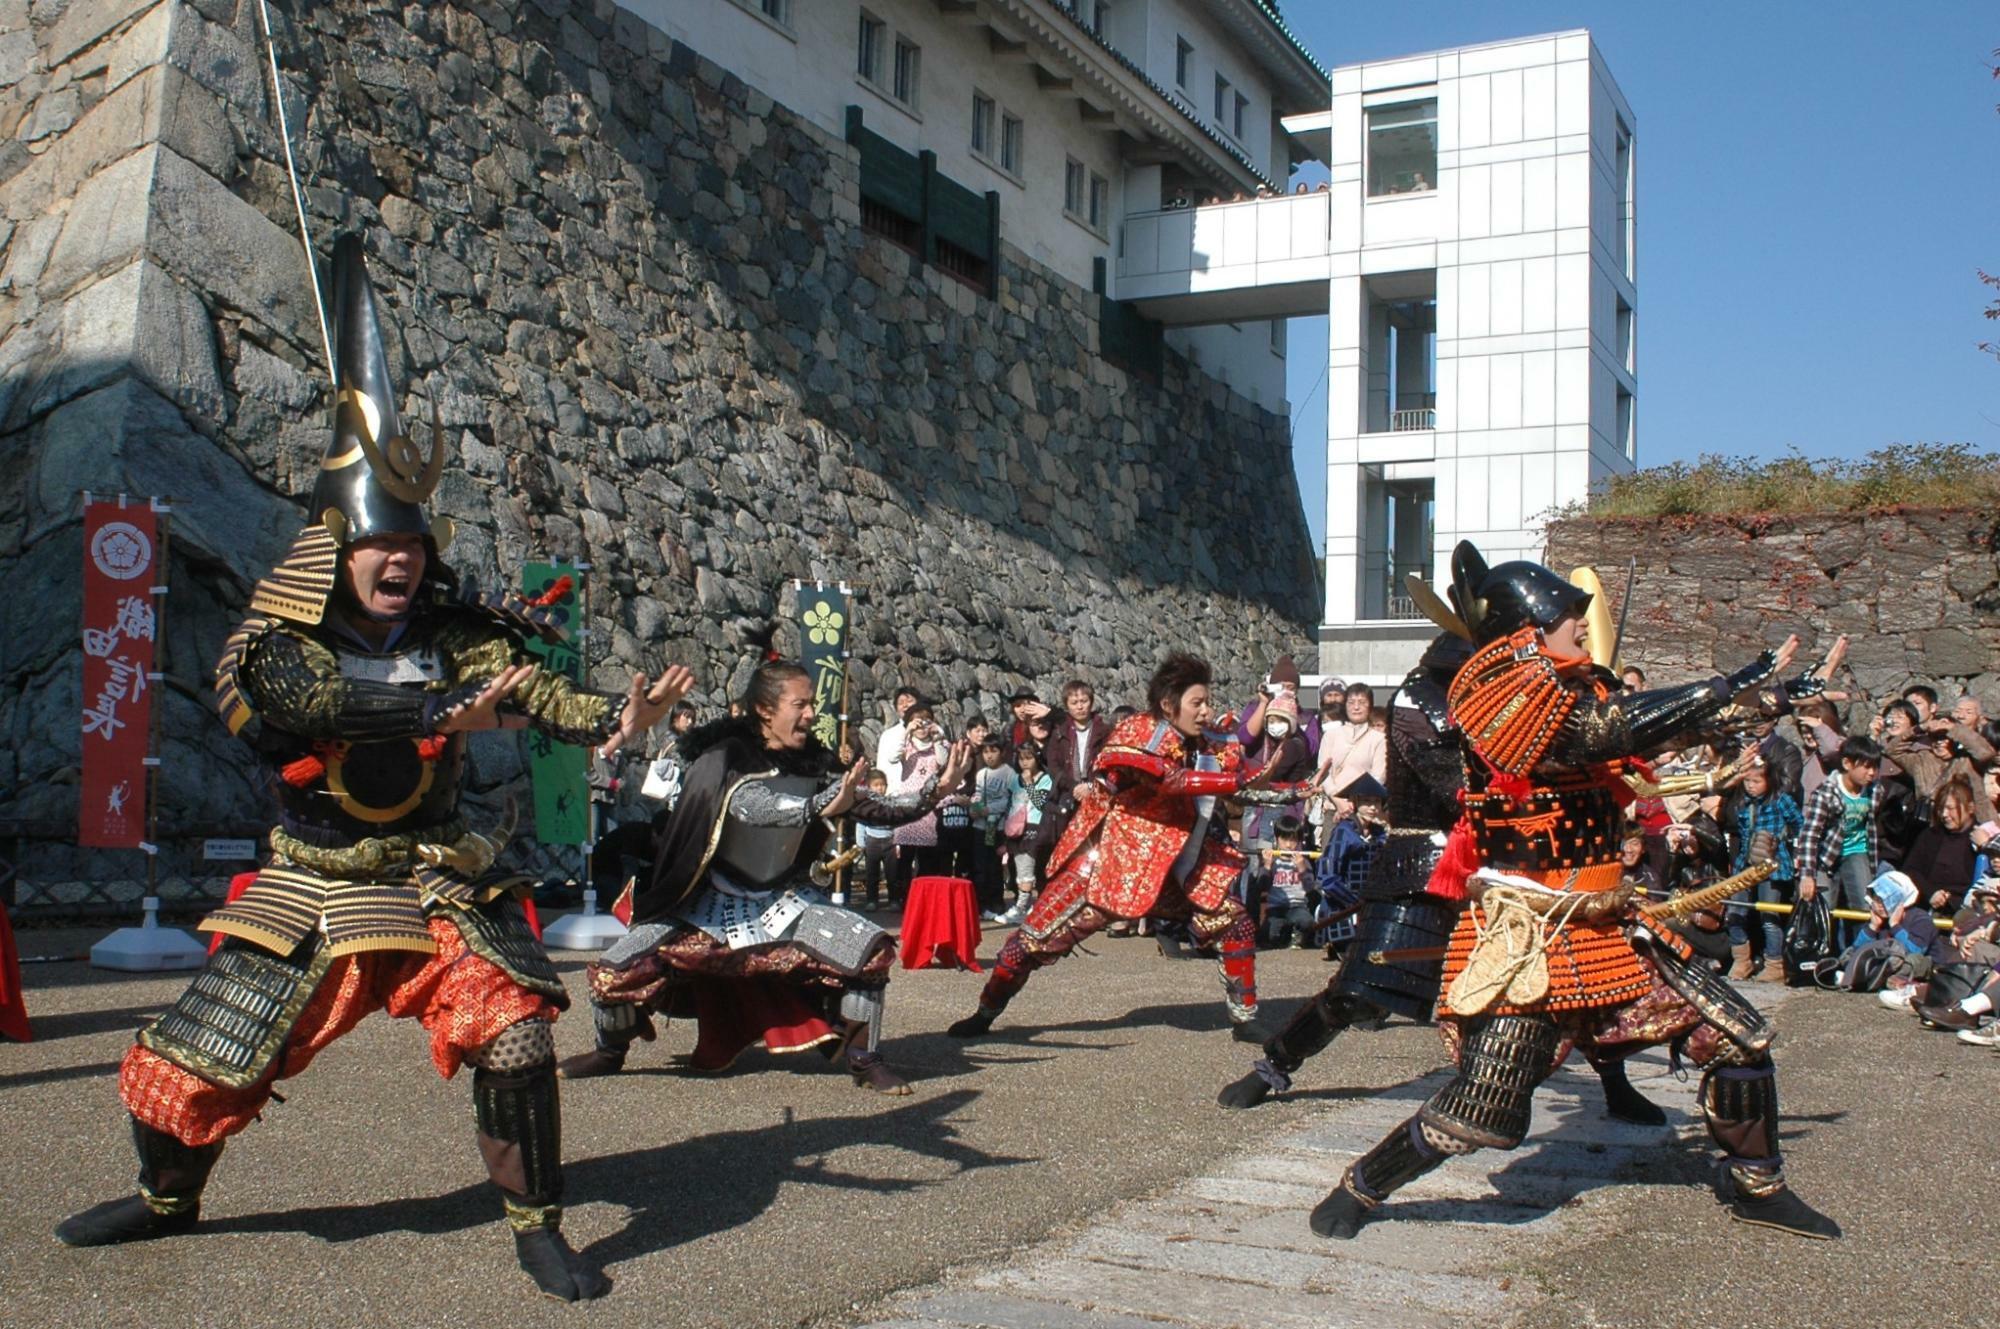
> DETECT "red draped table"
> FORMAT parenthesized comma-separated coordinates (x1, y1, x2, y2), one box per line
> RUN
(898, 875, 982, 971)
(0, 902, 28, 1042)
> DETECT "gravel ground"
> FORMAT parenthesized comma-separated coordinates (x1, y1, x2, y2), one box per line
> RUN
(10, 919, 1984, 1329)
(8, 921, 1425, 1329)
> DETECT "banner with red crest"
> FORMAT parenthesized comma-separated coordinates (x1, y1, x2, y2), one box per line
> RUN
(79, 500, 160, 848)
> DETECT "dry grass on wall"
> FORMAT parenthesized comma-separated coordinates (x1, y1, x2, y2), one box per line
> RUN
(1558, 444, 2000, 518)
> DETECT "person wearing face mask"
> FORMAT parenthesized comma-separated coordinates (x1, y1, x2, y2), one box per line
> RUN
(1242, 692, 1315, 850)
(946, 653, 1310, 1044)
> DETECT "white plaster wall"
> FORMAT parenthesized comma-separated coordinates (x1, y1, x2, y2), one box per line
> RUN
(635, 1, 1123, 294)
(1166, 322, 1286, 411)
(1321, 30, 1634, 647)
(634, 3, 1299, 412)
(1143, 0, 1282, 179)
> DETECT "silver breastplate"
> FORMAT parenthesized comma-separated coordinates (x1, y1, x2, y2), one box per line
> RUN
(713, 774, 820, 887)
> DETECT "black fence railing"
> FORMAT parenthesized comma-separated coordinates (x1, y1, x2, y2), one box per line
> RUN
(847, 106, 999, 297)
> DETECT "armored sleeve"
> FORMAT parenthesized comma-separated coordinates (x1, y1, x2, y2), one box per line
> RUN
(844, 775, 942, 827)
(235, 628, 438, 742)
(1551, 649, 1779, 765)
(445, 621, 624, 746)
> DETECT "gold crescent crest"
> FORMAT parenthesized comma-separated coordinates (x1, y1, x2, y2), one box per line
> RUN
(338, 387, 445, 504)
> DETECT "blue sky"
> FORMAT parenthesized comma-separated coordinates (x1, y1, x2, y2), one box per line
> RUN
(1279, 3, 2000, 546)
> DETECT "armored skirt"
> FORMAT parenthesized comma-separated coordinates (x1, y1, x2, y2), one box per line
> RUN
(586, 881, 894, 1072)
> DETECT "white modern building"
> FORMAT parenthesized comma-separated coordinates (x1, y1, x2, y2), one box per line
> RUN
(634, 0, 1331, 411)
(1119, 30, 1638, 685)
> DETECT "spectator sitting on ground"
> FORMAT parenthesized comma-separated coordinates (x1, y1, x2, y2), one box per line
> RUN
(1619, 826, 1664, 900)
(1952, 879, 2000, 966)
(1620, 665, 1646, 692)
(1902, 779, 1990, 914)
(1857, 871, 1953, 1002)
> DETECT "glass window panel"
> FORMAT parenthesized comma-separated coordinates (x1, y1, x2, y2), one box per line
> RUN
(1367, 99, 1437, 196)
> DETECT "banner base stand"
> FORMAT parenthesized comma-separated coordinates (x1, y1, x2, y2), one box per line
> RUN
(91, 897, 207, 972)
(542, 889, 629, 952)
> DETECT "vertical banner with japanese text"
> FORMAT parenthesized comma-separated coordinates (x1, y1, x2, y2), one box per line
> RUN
(795, 584, 849, 752)
(79, 501, 160, 847)
(521, 561, 589, 846)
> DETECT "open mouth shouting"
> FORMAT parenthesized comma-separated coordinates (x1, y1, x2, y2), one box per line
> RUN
(345, 532, 429, 621)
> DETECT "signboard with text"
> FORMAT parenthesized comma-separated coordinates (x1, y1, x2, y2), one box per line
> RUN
(79, 500, 160, 848)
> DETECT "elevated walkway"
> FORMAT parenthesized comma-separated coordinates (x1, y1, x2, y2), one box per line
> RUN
(1115, 192, 1333, 325)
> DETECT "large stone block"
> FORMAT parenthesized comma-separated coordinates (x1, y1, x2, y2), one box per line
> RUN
(36, 255, 226, 427)
(30, 376, 296, 581)
(146, 144, 318, 339)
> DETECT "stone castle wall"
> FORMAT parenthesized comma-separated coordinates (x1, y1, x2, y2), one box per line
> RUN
(1545, 510, 2000, 706)
(0, 1, 1318, 906)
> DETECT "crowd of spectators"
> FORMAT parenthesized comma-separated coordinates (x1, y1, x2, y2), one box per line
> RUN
(603, 646, 2000, 1056)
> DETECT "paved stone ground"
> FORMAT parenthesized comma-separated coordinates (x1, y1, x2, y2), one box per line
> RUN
(7, 921, 1992, 1329)
(849, 995, 1790, 1329)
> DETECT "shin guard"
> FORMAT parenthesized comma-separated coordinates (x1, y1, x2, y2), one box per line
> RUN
(473, 1061, 564, 1231)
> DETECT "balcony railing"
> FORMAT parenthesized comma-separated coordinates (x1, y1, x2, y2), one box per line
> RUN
(1389, 408, 1436, 431)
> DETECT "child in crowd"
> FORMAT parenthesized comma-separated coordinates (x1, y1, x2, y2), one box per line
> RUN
(1728, 760, 1803, 980)
(973, 737, 1022, 921)
(1317, 774, 1388, 952)
(854, 770, 897, 911)
(1254, 815, 1318, 948)
(1000, 741, 1052, 925)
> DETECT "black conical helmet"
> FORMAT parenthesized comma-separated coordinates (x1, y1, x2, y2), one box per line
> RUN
(307, 234, 441, 545)
(1448, 540, 1591, 647)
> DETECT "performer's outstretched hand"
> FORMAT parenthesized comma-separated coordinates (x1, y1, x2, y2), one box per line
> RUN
(438, 664, 538, 733)
(935, 738, 976, 791)
(820, 758, 871, 820)
(604, 664, 697, 756)
(1770, 634, 1801, 676)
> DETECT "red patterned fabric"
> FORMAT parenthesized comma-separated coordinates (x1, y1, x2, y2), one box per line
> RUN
(0, 904, 29, 1042)
(900, 875, 983, 971)
(122, 916, 559, 1146)
(1044, 714, 1248, 917)
(584, 927, 895, 1072)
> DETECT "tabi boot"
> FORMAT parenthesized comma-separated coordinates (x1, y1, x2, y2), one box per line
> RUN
(946, 1005, 998, 1039)
(1722, 1170, 1842, 1240)
(475, 1063, 607, 1301)
(56, 1120, 221, 1247)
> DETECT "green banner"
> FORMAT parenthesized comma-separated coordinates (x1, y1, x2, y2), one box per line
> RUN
(521, 561, 589, 846)
(796, 584, 849, 752)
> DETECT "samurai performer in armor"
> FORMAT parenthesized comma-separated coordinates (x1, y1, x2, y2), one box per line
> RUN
(1217, 632, 1668, 1126)
(560, 655, 972, 1094)
(1308, 542, 1841, 1243)
(56, 237, 695, 1301)
(947, 653, 1308, 1044)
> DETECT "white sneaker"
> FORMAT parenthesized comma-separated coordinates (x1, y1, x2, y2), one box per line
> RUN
(1878, 986, 1918, 1011)
(1955, 1022, 2000, 1048)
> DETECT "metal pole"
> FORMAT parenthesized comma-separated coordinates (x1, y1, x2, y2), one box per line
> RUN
(254, 0, 336, 379)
